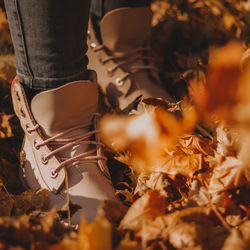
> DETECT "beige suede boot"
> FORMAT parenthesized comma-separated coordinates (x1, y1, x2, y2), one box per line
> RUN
(87, 7, 173, 110)
(11, 71, 117, 225)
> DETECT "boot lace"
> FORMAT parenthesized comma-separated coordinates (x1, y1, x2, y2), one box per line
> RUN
(26, 113, 108, 178)
(93, 45, 159, 85)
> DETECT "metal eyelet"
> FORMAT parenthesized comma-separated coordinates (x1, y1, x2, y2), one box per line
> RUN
(115, 77, 124, 86)
(99, 57, 104, 65)
(16, 91, 21, 101)
(33, 139, 40, 150)
(50, 168, 58, 179)
(20, 108, 26, 117)
(90, 42, 96, 49)
(87, 30, 91, 38)
(107, 68, 114, 76)
(41, 155, 48, 165)
(26, 124, 32, 134)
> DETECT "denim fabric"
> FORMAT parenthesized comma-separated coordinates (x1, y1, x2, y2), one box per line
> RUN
(91, 0, 151, 19)
(4, 0, 150, 90)
(4, 0, 91, 90)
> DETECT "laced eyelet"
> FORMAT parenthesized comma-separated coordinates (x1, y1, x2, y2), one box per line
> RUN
(107, 68, 114, 76)
(20, 108, 26, 117)
(115, 77, 124, 86)
(16, 91, 21, 101)
(87, 30, 91, 38)
(90, 42, 96, 49)
(26, 124, 32, 134)
(99, 57, 106, 65)
(50, 168, 58, 179)
(33, 139, 40, 150)
(41, 155, 48, 165)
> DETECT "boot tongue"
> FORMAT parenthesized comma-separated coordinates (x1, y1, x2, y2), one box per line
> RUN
(100, 7, 152, 52)
(31, 80, 98, 137)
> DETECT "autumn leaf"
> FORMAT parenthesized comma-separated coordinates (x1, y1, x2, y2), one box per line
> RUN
(120, 190, 168, 231)
(137, 207, 212, 248)
(78, 209, 112, 250)
(222, 221, 250, 250)
(115, 234, 142, 250)
(101, 100, 198, 174)
(0, 113, 14, 138)
(189, 42, 244, 123)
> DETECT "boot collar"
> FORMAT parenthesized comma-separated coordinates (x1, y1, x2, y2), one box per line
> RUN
(100, 7, 152, 52)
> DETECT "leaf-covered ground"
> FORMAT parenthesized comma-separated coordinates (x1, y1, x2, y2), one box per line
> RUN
(0, 0, 250, 249)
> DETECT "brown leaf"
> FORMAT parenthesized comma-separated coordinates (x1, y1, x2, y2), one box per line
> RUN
(138, 207, 212, 247)
(0, 113, 14, 138)
(189, 42, 244, 122)
(101, 101, 197, 174)
(161, 153, 203, 179)
(115, 234, 142, 250)
(13, 189, 49, 216)
(103, 200, 128, 226)
(78, 209, 112, 250)
(222, 221, 250, 250)
(49, 232, 78, 250)
(120, 190, 168, 231)
(209, 157, 249, 194)
(178, 134, 216, 156)
(0, 191, 14, 216)
(134, 173, 171, 197)
(0, 210, 61, 249)
(0, 54, 15, 83)
(167, 222, 207, 249)
(188, 179, 209, 207)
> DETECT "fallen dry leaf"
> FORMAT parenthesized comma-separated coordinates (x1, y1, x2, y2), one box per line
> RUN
(0, 209, 62, 249)
(222, 220, 250, 250)
(138, 207, 212, 248)
(78, 209, 112, 250)
(115, 234, 142, 250)
(0, 54, 15, 83)
(0, 113, 14, 138)
(209, 157, 249, 195)
(103, 200, 128, 226)
(120, 190, 168, 231)
(189, 42, 244, 122)
(160, 153, 203, 179)
(0, 191, 14, 216)
(134, 172, 171, 197)
(101, 100, 198, 174)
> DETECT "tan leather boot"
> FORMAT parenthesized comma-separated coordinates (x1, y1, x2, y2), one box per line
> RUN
(11, 71, 117, 225)
(87, 7, 173, 110)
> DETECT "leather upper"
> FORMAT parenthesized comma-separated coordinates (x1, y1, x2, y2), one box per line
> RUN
(87, 7, 173, 110)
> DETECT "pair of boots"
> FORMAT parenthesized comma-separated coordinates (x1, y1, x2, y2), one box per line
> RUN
(12, 7, 171, 225)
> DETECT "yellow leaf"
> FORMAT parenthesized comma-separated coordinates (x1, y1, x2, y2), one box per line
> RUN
(78, 209, 112, 250)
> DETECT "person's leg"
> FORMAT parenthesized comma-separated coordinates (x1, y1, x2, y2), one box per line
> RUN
(4, 0, 90, 91)
(91, 0, 151, 20)
(4, 0, 117, 225)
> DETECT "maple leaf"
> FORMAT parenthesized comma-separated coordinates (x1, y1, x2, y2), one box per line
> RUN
(160, 153, 203, 178)
(137, 207, 212, 248)
(134, 172, 172, 197)
(101, 100, 198, 174)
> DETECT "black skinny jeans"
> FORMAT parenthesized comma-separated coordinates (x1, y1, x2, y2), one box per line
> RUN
(4, 0, 151, 90)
